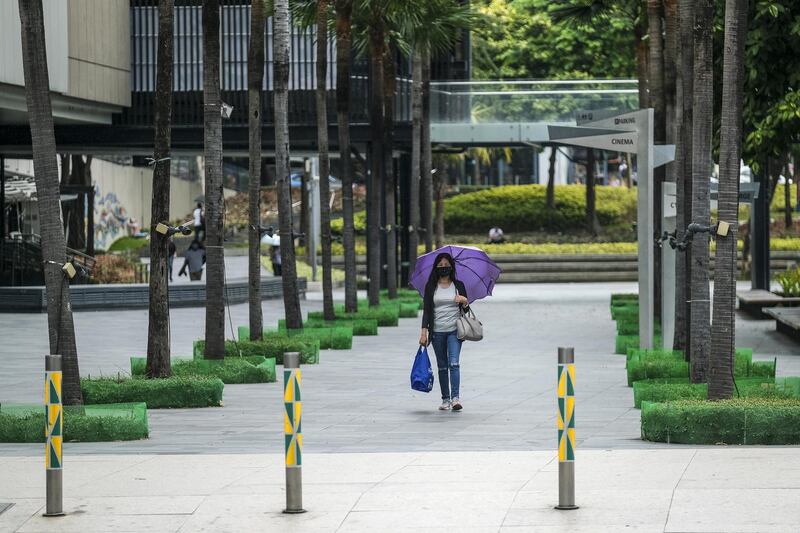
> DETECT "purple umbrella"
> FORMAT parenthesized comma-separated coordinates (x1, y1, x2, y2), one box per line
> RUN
(409, 245, 502, 303)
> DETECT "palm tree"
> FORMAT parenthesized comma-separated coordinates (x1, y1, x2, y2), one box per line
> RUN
(336, 0, 358, 313)
(648, 0, 666, 320)
(420, 46, 433, 252)
(18, 0, 83, 405)
(316, 0, 336, 321)
(585, 149, 599, 235)
(146, 0, 175, 377)
(383, 44, 398, 299)
(248, 0, 266, 341)
(275, 0, 304, 328)
(709, 0, 748, 400)
(203, 0, 226, 359)
(688, 0, 714, 383)
(546, 146, 556, 210)
(409, 46, 422, 273)
(674, 0, 695, 353)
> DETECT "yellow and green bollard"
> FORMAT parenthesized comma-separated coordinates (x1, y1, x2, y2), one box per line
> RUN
(283, 352, 305, 514)
(45, 354, 64, 516)
(556, 347, 578, 510)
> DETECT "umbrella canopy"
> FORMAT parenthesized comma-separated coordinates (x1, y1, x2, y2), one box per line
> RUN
(409, 245, 501, 303)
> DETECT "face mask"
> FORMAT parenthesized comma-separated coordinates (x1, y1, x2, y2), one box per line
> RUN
(436, 266, 452, 278)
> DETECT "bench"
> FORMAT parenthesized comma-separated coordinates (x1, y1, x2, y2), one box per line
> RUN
(737, 289, 800, 318)
(762, 307, 800, 342)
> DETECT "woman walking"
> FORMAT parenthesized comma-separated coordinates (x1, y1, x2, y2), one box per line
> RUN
(419, 253, 470, 411)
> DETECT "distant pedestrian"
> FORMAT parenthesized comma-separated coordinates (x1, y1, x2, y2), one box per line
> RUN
(179, 240, 206, 281)
(193, 202, 205, 241)
(270, 245, 282, 277)
(488, 227, 505, 244)
(167, 238, 177, 282)
(419, 253, 470, 412)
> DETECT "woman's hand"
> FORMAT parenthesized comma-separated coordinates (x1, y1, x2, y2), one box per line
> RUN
(454, 295, 468, 306)
(419, 328, 428, 346)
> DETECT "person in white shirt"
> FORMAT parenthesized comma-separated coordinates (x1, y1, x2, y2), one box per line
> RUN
(193, 203, 205, 241)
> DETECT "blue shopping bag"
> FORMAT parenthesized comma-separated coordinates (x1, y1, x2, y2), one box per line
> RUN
(410, 345, 434, 393)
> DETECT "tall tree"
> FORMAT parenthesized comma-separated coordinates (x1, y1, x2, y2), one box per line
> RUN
(673, 0, 694, 352)
(688, 0, 714, 383)
(383, 44, 398, 299)
(203, 0, 226, 359)
(316, 0, 336, 321)
(18, 0, 83, 404)
(247, 0, 266, 341)
(408, 46, 423, 273)
(421, 46, 433, 252)
(146, 0, 175, 378)
(275, 0, 303, 328)
(585, 149, 599, 235)
(648, 0, 666, 320)
(709, 0, 748, 400)
(336, 0, 358, 313)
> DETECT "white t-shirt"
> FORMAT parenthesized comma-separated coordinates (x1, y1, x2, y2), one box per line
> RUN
(433, 283, 459, 333)
(193, 207, 202, 227)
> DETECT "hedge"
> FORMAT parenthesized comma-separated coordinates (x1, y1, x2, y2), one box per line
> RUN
(632, 377, 785, 408)
(130, 356, 276, 384)
(625, 349, 776, 386)
(81, 376, 224, 408)
(0, 403, 149, 443)
(640, 398, 800, 444)
(278, 317, 379, 336)
(615, 334, 663, 355)
(239, 326, 353, 350)
(193, 339, 320, 365)
(308, 303, 400, 327)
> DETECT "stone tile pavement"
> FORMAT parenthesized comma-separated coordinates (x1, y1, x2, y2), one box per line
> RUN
(2, 448, 800, 532)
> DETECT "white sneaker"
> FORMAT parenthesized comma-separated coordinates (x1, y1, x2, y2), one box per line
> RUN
(438, 399, 451, 411)
(451, 398, 462, 411)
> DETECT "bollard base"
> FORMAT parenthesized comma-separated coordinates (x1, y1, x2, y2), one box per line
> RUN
(282, 508, 307, 514)
(554, 505, 579, 511)
(43, 511, 65, 517)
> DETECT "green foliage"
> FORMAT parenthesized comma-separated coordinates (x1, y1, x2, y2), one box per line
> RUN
(442, 185, 637, 233)
(308, 302, 400, 327)
(278, 317, 379, 336)
(331, 211, 367, 235)
(0, 403, 149, 443)
(626, 358, 689, 387)
(246, 327, 354, 350)
(193, 339, 321, 365)
(106, 236, 149, 253)
(632, 377, 787, 409)
(641, 398, 800, 444)
(81, 377, 224, 408)
(130, 356, 276, 384)
(625, 348, 775, 386)
(775, 267, 800, 297)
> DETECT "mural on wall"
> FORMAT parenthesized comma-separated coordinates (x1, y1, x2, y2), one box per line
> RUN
(94, 184, 134, 251)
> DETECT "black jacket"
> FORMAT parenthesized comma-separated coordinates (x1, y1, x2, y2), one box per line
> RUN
(421, 279, 469, 333)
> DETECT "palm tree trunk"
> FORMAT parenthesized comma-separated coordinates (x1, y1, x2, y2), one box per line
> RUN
(146, 0, 174, 377)
(546, 146, 556, 209)
(664, 0, 679, 181)
(336, 0, 357, 313)
(409, 47, 422, 273)
(203, 0, 225, 359)
(18, 0, 83, 405)
(635, 18, 650, 108)
(785, 162, 793, 228)
(649, 0, 666, 322)
(675, 0, 694, 353)
(421, 47, 433, 253)
(709, 0, 747, 401)
(383, 46, 397, 299)
(367, 22, 385, 307)
(247, 0, 266, 341)
(586, 149, 599, 236)
(434, 169, 445, 248)
(317, 0, 335, 321)
(689, 0, 714, 383)
(274, 0, 302, 329)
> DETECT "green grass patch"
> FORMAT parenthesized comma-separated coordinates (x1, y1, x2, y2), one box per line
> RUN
(106, 236, 149, 253)
(193, 339, 320, 365)
(0, 403, 149, 443)
(641, 398, 800, 444)
(626, 348, 776, 386)
(632, 377, 786, 408)
(239, 326, 353, 350)
(81, 376, 224, 408)
(615, 334, 663, 355)
(286, 317, 379, 336)
(130, 356, 276, 383)
(308, 302, 400, 327)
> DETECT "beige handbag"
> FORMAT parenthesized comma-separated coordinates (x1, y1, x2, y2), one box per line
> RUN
(456, 307, 483, 341)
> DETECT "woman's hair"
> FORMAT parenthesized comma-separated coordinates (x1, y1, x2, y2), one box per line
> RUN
(425, 252, 457, 293)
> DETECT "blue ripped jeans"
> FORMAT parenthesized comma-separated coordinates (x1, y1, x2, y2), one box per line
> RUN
(430, 330, 462, 400)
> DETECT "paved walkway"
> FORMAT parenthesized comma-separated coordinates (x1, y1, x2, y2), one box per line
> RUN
(1, 282, 797, 455)
(2, 448, 800, 532)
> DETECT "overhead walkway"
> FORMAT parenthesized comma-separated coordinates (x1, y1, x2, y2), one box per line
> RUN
(429, 79, 639, 146)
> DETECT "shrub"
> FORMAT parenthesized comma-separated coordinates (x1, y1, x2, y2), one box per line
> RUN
(0, 403, 149, 443)
(627, 358, 688, 386)
(640, 398, 800, 444)
(632, 377, 784, 408)
(238, 326, 353, 350)
(298, 318, 379, 336)
(330, 210, 367, 235)
(626, 348, 774, 385)
(130, 356, 276, 384)
(442, 184, 637, 233)
(193, 339, 320, 365)
(81, 377, 224, 408)
(91, 254, 138, 284)
(308, 303, 400, 327)
(775, 267, 800, 297)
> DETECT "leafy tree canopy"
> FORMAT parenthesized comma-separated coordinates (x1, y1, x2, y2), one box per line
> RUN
(472, 0, 636, 80)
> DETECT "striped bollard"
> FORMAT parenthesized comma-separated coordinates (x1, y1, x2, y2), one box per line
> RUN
(45, 355, 64, 516)
(556, 347, 578, 510)
(283, 352, 305, 514)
